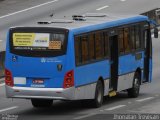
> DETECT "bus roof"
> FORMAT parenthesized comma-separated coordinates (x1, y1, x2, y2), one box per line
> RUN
(12, 14, 149, 34)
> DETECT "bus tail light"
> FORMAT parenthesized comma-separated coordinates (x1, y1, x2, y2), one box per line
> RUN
(5, 69, 13, 87)
(63, 70, 74, 89)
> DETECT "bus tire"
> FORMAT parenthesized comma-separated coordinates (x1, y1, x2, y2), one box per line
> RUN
(92, 80, 104, 108)
(127, 72, 140, 98)
(31, 99, 53, 108)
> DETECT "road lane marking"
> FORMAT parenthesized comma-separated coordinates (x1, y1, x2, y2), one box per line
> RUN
(0, 0, 58, 19)
(136, 97, 154, 102)
(120, 0, 126, 2)
(0, 83, 5, 87)
(128, 102, 132, 104)
(0, 106, 18, 113)
(105, 105, 126, 111)
(0, 40, 3, 42)
(96, 5, 109, 11)
(155, 95, 159, 97)
(74, 113, 97, 120)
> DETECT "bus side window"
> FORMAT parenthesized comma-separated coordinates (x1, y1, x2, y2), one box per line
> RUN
(118, 29, 124, 54)
(135, 25, 141, 50)
(81, 35, 89, 64)
(88, 33, 95, 61)
(124, 28, 130, 53)
(95, 32, 103, 60)
(130, 26, 136, 52)
(104, 32, 109, 58)
(75, 36, 81, 65)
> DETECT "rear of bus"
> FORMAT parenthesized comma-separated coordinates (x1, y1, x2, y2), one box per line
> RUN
(5, 27, 75, 104)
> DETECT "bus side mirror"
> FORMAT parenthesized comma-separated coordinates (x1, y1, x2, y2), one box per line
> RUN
(154, 27, 158, 38)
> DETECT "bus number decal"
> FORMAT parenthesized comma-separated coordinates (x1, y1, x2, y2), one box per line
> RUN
(49, 41, 62, 50)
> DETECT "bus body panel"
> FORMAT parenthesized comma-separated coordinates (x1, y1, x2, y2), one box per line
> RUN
(6, 54, 66, 88)
(72, 16, 148, 35)
(5, 30, 75, 88)
(5, 85, 75, 100)
(119, 51, 144, 75)
(5, 30, 77, 100)
(117, 51, 144, 91)
(74, 60, 110, 87)
(5, 15, 152, 101)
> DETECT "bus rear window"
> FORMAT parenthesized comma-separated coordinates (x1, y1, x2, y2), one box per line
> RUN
(10, 28, 68, 57)
(13, 33, 64, 51)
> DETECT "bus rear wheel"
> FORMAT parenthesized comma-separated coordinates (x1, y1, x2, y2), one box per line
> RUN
(92, 80, 104, 108)
(31, 99, 53, 108)
(127, 72, 140, 98)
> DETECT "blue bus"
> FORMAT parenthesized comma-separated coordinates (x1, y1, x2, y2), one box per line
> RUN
(5, 14, 157, 108)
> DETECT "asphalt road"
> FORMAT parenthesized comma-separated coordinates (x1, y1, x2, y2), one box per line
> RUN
(0, 0, 160, 120)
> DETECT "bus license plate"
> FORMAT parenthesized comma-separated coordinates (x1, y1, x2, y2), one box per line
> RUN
(33, 79, 44, 84)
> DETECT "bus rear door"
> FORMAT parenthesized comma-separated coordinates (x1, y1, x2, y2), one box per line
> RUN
(143, 25, 152, 83)
(109, 30, 118, 92)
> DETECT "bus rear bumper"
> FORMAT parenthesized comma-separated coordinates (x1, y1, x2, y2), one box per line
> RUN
(5, 85, 75, 100)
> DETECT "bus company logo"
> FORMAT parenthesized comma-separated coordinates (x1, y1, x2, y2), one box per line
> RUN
(41, 58, 46, 63)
